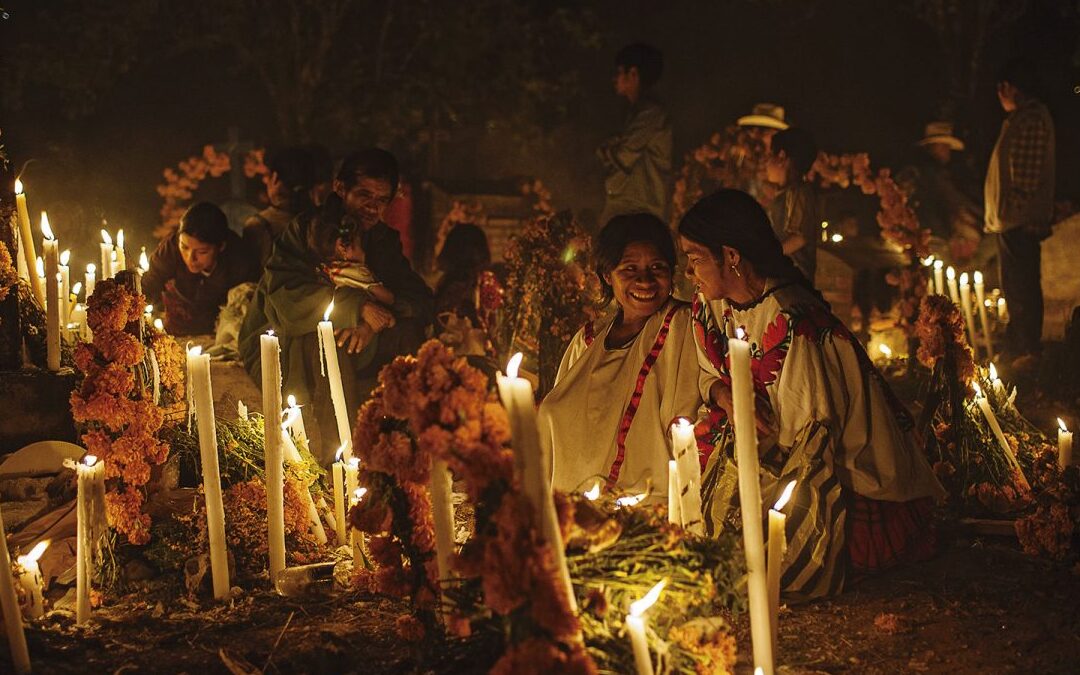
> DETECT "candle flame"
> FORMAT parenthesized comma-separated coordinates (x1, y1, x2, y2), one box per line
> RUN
(974, 270, 983, 285)
(615, 492, 647, 508)
(630, 579, 667, 616)
(335, 446, 345, 463)
(60, 249, 70, 266)
(672, 416, 693, 431)
(41, 212, 54, 240)
(20, 540, 50, 565)
(773, 480, 797, 511)
(14, 178, 24, 195)
(117, 229, 124, 248)
(153, 318, 164, 331)
(922, 256, 934, 267)
(266, 328, 275, 337)
(348, 456, 360, 468)
(101, 229, 113, 245)
(139, 250, 149, 271)
(35, 257, 44, 278)
(583, 480, 601, 501)
(988, 362, 999, 381)
(972, 381, 982, 397)
(144, 304, 153, 314)
(188, 345, 203, 357)
(287, 394, 298, 407)
(755, 669, 765, 675)
(959, 272, 969, 285)
(323, 302, 334, 321)
(946, 266, 955, 280)
(353, 487, 368, 502)
(878, 344, 892, 358)
(280, 407, 300, 430)
(1059, 418, 1069, 433)
(84, 454, 98, 467)
(506, 352, 524, 379)
(830, 233, 843, 243)
(735, 326, 747, 340)
(934, 260, 943, 270)
(71, 281, 82, 296)
(87, 263, 96, 274)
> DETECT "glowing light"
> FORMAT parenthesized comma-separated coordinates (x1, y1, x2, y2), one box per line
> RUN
(41, 212, 54, 240)
(629, 579, 667, 616)
(1058, 418, 1069, 433)
(335, 446, 345, 463)
(946, 266, 956, 281)
(19, 541, 50, 565)
(353, 487, 368, 502)
(878, 344, 893, 358)
(831, 233, 844, 243)
(60, 249, 70, 266)
(84, 454, 98, 467)
(674, 417, 693, 431)
(922, 256, 935, 267)
(287, 394, 298, 408)
(973, 270, 983, 285)
(117, 229, 124, 248)
(506, 352, 524, 379)
(153, 318, 164, 331)
(615, 492, 647, 508)
(583, 481, 601, 501)
(188, 345, 203, 357)
(87, 263, 96, 274)
(144, 304, 153, 315)
(773, 480, 797, 511)
(266, 328, 275, 337)
(972, 381, 982, 397)
(139, 250, 149, 272)
(101, 229, 113, 246)
(14, 178, 24, 195)
(934, 260, 943, 271)
(323, 302, 334, 321)
(348, 456, 360, 469)
(71, 282, 82, 297)
(280, 407, 300, 430)
(735, 326, 747, 340)
(960, 271, 969, 285)
(988, 362, 999, 382)
(820, 221, 828, 229)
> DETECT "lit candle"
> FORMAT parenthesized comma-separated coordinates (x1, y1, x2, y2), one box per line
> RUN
(15, 541, 49, 620)
(972, 271, 992, 358)
(285, 394, 308, 444)
(430, 457, 455, 586)
(350, 488, 368, 562)
(114, 229, 127, 272)
(14, 179, 43, 306)
(280, 429, 328, 545)
(100, 228, 114, 280)
(958, 273, 977, 352)
(972, 382, 1029, 491)
(946, 266, 959, 306)
(933, 259, 944, 296)
(110, 250, 118, 279)
(670, 417, 703, 533)
(317, 302, 352, 457)
(332, 448, 347, 545)
(76, 454, 104, 624)
(767, 480, 796, 654)
(58, 249, 71, 324)
(583, 480, 601, 501)
(261, 331, 286, 588)
(997, 296, 1008, 324)
(625, 579, 666, 675)
(922, 257, 935, 294)
(988, 362, 1005, 398)
(154, 318, 164, 332)
(237, 400, 248, 420)
(41, 213, 61, 371)
(85, 263, 96, 301)
(187, 346, 231, 599)
(667, 459, 683, 526)
(0, 500, 31, 674)
(729, 327, 774, 675)
(138, 248, 149, 287)
(70, 302, 88, 341)
(1058, 418, 1073, 468)
(496, 353, 577, 611)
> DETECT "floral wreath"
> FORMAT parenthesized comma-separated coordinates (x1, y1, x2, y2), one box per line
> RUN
(155, 145, 269, 234)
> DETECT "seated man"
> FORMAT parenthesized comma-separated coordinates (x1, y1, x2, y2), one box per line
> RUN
(243, 146, 317, 267)
(142, 202, 260, 336)
(239, 148, 433, 464)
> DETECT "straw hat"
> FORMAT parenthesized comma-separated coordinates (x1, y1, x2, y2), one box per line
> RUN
(736, 103, 789, 130)
(918, 121, 964, 151)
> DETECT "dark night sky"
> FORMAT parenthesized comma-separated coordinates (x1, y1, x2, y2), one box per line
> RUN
(2, 1, 1077, 267)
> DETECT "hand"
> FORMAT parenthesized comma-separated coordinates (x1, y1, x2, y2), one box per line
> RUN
(361, 302, 395, 331)
(709, 379, 773, 437)
(334, 325, 373, 354)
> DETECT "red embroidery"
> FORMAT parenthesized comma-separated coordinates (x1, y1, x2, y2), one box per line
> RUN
(582, 319, 595, 347)
(606, 306, 680, 485)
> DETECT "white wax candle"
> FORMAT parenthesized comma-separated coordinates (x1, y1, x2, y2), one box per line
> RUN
(430, 458, 456, 585)
(350, 488, 368, 562)
(85, 263, 96, 301)
(281, 430, 328, 545)
(59, 249, 71, 325)
(729, 329, 774, 675)
(42, 214, 61, 371)
(933, 260, 944, 296)
(188, 347, 231, 599)
(14, 180, 43, 307)
(332, 453, 347, 545)
(973, 271, 992, 358)
(317, 303, 352, 457)
(15, 541, 49, 620)
(100, 229, 113, 280)
(0, 500, 31, 674)
(958, 273, 977, 352)
(667, 459, 683, 526)
(285, 394, 308, 444)
(973, 384, 1029, 491)
(496, 353, 577, 611)
(76, 455, 103, 624)
(625, 580, 665, 675)
(115, 229, 127, 272)
(997, 297, 1008, 323)
(922, 257, 934, 295)
(767, 480, 796, 656)
(946, 266, 959, 306)
(261, 332, 286, 587)
(670, 418, 703, 533)
(1058, 418, 1073, 468)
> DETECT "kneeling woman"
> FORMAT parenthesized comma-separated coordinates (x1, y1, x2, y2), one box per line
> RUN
(679, 190, 944, 600)
(540, 213, 704, 498)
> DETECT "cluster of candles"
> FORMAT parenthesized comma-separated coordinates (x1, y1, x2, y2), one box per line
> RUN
(14, 179, 151, 368)
(922, 256, 1005, 359)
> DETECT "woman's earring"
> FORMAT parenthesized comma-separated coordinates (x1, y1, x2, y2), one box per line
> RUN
(731, 265, 742, 278)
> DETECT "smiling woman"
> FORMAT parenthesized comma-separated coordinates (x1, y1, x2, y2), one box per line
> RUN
(539, 213, 705, 498)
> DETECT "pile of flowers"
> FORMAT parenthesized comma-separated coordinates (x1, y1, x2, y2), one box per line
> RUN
(69, 277, 185, 545)
(0, 240, 17, 304)
(499, 211, 598, 395)
(350, 340, 590, 672)
(155, 144, 268, 234)
(670, 125, 772, 227)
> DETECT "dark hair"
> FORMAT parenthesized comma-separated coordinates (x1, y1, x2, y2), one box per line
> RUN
(306, 195, 357, 262)
(179, 202, 230, 245)
(337, 147, 399, 196)
(615, 43, 663, 89)
(595, 212, 675, 303)
(770, 127, 818, 178)
(437, 223, 491, 279)
(678, 189, 826, 305)
(996, 57, 1039, 98)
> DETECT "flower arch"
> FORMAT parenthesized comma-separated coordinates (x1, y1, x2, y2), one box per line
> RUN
(155, 145, 269, 236)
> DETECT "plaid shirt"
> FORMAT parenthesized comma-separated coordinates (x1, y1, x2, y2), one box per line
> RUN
(984, 99, 1055, 232)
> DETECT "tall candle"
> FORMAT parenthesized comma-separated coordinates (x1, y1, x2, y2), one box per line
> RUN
(42, 213, 61, 371)
(317, 302, 352, 457)
(115, 229, 127, 272)
(1058, 418, 1073, 468)
(922, 257, 935, 295)
(958, 273, 977, 351)
(261, 332, 286, 588)
(626, 579, 665, 675)
(285, 394, 308, 444)
(280, 430, 328, 545)
(332, 450, 347, 545)
(100, 229, 113, 280)
(767, 480, 796, 654)
(350, 488, 368, 562)
(59, 249, 71, 324)
(933, 260, 944, 296)
(15, 541, 49, 620)
(997, 296, 1008, 323)
(972, 383, 1029, 491)
(76, 454, 103, 624)
(946, 266, 959, 306)
(496, 353, 577, 611)
(973, 271, 992, 358)
(0, 500, 31, 674)
(14, 179, 44, 307)
(430, 458, 456, 586)
(729, 328, 774, 675)
(670, 418, 703, 534)
(85, 263, 97, 301)
(187, 346, 231, 600)
(667, 460, 683, 526)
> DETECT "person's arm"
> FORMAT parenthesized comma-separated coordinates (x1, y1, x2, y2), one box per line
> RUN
(781, 186, 816, 255)
(369, 225, 433, 323)
(140, 236, 177, 306)
(1003, 108, 1053, 228)
(596, 105, 667, 176)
